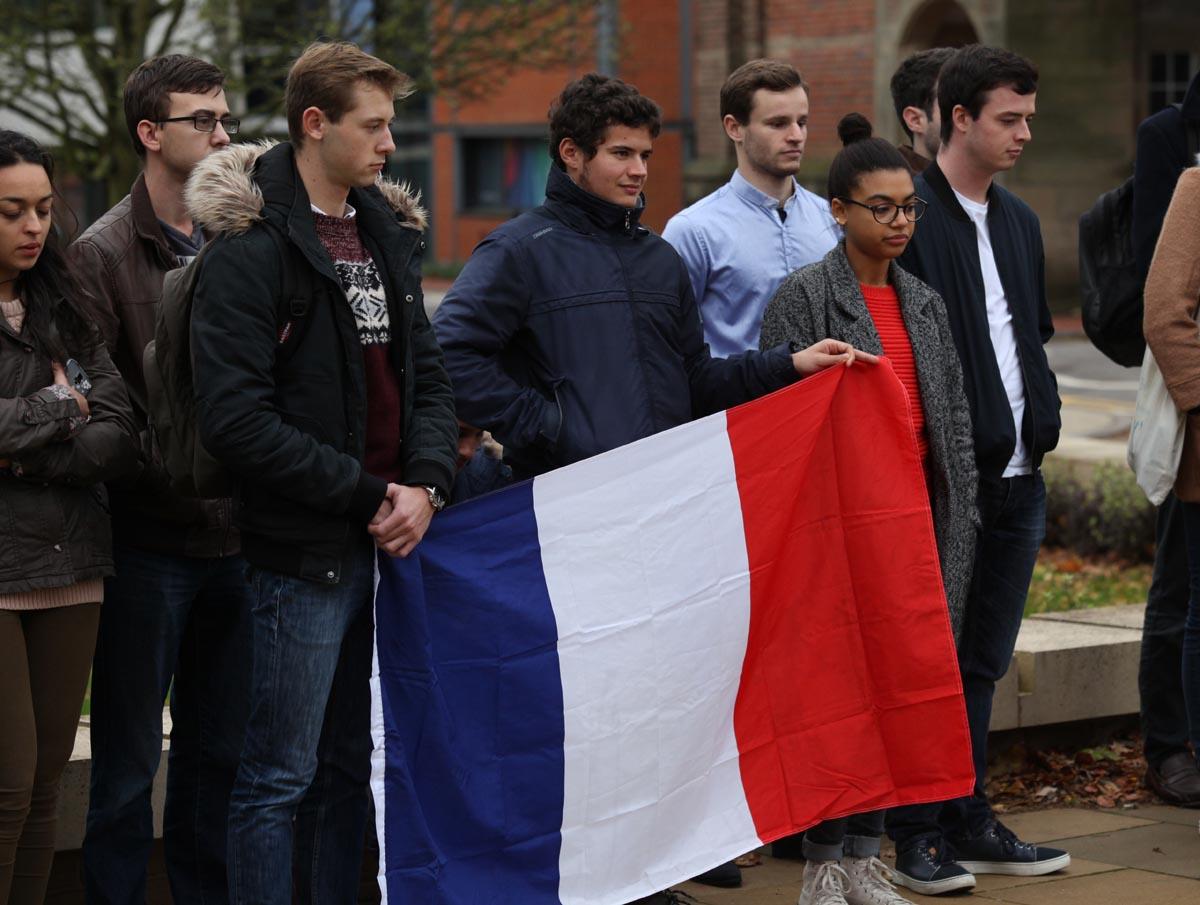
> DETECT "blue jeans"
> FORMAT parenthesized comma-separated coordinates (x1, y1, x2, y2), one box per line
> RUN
(888, 473, 1045, 850)
(1178, 500, 1200, 756)
(84, 546, 252, 905)
(226, 541, 375, 905)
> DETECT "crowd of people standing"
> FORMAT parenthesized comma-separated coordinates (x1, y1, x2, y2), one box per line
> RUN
(1, 31, 1198, 905)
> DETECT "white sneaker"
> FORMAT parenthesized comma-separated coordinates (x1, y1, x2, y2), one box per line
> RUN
(844, 857, 912, 905)
(798, 859, 851, 905)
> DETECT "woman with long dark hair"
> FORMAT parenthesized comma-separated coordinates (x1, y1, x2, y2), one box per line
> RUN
(760, 113, 979, 905)
(0, 130, 137, 905)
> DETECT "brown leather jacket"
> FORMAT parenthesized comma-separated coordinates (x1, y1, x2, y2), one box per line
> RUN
(70, 174, 239, 557)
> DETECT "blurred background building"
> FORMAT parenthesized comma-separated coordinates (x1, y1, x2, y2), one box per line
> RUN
(3, 0, 1199, 304)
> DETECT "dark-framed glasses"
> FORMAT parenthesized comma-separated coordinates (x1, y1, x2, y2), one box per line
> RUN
(158, 113, 240, 134)
(839, 197, 927, 224)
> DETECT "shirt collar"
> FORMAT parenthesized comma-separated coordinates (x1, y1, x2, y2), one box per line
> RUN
(311, 201, 357, 219)
(730, 169, 801, 212)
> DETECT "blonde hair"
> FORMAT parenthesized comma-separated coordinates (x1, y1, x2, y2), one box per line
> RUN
(285, 41, 413, 146)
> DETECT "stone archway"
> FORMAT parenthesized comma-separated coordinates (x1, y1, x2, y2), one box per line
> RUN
(898, 0, 981, 58)
(873, 0, 998, 143)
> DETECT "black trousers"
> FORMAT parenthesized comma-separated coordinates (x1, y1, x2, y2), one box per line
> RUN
(1141, 492, 1192, 769)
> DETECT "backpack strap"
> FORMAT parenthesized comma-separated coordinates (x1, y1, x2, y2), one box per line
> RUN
(261, 219, 314, 324)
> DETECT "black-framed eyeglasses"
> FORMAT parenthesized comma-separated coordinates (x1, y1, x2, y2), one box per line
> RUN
(838, 197, 927, 224)
(157, 113, 240, 134)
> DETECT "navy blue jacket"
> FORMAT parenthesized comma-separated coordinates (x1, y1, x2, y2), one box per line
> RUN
(902, 161, 1061, 482)
(434, 166, 797, 478)
(1133, 71, 1200, 282)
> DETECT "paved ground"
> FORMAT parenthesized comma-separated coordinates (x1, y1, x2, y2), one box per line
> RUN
(669, 805, 1199, 904)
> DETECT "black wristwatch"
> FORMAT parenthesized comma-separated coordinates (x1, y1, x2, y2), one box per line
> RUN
(423, 485, 447, 512)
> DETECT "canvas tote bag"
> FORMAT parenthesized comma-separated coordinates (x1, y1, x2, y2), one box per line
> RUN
(1128, 345, 1186, 505)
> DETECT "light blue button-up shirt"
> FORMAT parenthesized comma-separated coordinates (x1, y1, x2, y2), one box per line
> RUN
(663, 170, 840, 357)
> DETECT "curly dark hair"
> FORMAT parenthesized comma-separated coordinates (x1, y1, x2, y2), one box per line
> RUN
(890, 47, 954, 140)
(937, 45, 1038, 144)
(547, 73, 661, 169)
(0, 130, 89, 362)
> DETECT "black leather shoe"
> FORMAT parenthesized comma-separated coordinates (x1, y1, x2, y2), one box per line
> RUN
(1145, 751, 1200, 807)
(893, 837, 976, 895)
(689, 859, 742, 887)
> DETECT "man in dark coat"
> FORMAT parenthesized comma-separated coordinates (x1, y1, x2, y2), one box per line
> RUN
(883, 45, 1068, 896)
(188, 42, 457, 905)
(433, 73, 873, 905)
(1131, 68, 1200, 808)
(434, 74, 867, 483)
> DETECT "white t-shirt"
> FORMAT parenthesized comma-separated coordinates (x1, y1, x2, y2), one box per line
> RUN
(952, 188, 1031, 477)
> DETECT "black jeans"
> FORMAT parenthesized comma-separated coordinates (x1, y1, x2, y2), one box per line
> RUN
(888, 474, 1045, 851)
(1140, 492, 1191, 769)
(802, 812, 886, 861)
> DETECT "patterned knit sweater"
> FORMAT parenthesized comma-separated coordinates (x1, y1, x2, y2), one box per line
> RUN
(312, 210, 404, 483)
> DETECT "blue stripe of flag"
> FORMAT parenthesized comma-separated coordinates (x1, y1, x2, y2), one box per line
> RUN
(375, 480, 567, 903)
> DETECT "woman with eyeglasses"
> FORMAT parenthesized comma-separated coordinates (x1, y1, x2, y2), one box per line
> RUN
(759, 113, 978, 905)
(0, 130, 137, 905)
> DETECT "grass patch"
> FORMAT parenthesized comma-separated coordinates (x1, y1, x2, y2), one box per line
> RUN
(1026, 549, 1151, 616)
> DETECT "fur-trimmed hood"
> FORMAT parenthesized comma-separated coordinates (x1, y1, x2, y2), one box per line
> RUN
(184, 140, 427, 237)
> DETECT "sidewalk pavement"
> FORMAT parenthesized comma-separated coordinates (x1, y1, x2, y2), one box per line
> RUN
(672, 805, 1199, 904)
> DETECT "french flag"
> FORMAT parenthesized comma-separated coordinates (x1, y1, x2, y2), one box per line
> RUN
(370, 363, 973, 905)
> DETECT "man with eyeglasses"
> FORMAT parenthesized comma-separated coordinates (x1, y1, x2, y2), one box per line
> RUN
(70, 55, 250, 905)
(883, 45, 1066, 896)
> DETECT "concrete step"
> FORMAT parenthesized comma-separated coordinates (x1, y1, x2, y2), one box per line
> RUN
(991, 604, 1144, 731)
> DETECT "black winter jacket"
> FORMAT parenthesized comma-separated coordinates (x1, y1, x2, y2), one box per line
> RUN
(1, 301, 139, 594)
(902, 162, 1061, 482)
(189, 142, 457, 583)
(1133, 71, 1200, 282)
(433, 165, 797, 478)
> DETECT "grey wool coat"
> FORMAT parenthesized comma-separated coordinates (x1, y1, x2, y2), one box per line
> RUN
(759, 242, 978, 637)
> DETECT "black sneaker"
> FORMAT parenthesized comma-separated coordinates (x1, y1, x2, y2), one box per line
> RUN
(893, 838, 976, 895)
(689, 859, 742, 887)
(951, 821, 1070, 876)
(629, 891, 700, 905)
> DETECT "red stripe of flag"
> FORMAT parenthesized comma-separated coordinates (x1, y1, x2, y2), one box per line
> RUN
(727, 362, 974, 843)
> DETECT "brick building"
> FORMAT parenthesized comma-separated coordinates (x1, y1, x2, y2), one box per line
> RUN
(427, 1, 691, 263)
(426, 0, 1200, 304)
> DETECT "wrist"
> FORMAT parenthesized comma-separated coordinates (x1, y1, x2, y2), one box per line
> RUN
(421, 484, 447, 512)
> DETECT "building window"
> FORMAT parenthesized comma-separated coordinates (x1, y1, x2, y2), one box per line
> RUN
(1148, 51, 1199, 114)
(460, 137, 549, 213)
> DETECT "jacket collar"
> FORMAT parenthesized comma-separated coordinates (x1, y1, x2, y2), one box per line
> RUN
(543, 164, 646, 235)
(1184, 70, 1200, 122)
(130, 172, 177, 269)
(921, 158, 1003, 223)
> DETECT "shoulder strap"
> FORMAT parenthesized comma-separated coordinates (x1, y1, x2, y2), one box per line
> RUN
(261, 220, 313, 323)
